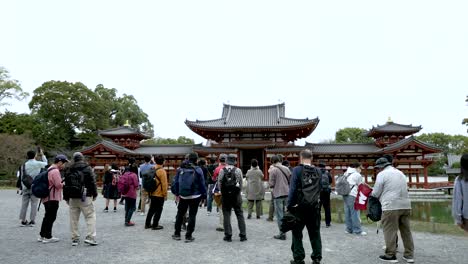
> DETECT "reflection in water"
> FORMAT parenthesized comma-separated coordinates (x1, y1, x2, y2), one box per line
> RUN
(329, 199, 453, 224)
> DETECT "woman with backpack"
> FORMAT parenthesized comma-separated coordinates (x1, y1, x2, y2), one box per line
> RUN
(103, 164, 121, 213)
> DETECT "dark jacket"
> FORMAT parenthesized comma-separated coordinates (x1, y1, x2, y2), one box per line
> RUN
(63, 161, 98, 201)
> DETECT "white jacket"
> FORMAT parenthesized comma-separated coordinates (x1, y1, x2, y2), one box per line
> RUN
(345, 167, 363, 197)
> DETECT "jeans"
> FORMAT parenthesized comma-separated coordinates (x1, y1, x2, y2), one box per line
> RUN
(274, 196, 288, 233)
(69, 197, 96, 240)
(291, 206, 322, 262)
(124, 197, 136, 223)
(222, 194, 246, 238)
(381, 209, 414, 258)
(174, 197, 201, 237)
(40, 201, 59, 239)
(207, 184, 214, 212)
(19, 188, 39, 222)
(146, 196, 165, 227)
(343, 195, 362, 234)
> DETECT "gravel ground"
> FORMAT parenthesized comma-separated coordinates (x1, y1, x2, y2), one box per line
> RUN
(0, 190, 467, 264)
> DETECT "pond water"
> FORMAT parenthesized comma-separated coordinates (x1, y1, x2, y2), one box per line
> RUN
(329, 199, 454, 224)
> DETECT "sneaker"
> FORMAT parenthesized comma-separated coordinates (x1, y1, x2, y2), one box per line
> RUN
(21, 221, 28, 227)
(357, 231, 367, 236)
(402, 256, 414, 263)
(144, 225, 152, 229)
(266, 218, 274, 222)
(84, 237, 98, 246)
(119, 200, 124, 205)
(125, 221, 135, 226)
(247, 215, 252, 219)
(312, 260, 321, 264)
(139, 212, 145, 216)
(256, 216, 261, 219)
(223, 236, 232, 242)
(42, 237, 60, 244)
(152, 225, 164, 230)
(28, 221, 35, 227)
(172, 234, 181, 241)
(290, 260, 305, 264)
(240, 236, 247, 242)
(274, 234, 286, 240)
(345, 230, 352, 234)
(185, 236, 195, 243)
(37, 237, 44, 242)
(113, 208, 117, 212)
(103, 208, 109, 213)
(216, 227, 224, 232)
(71, 239, 79, 246)
(326, 224, 331, 228)
(378, 255, 398, 263)
(206, 212, 211, 216)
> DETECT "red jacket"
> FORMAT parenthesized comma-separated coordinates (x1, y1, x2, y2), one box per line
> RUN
(120, 171, 139, 199)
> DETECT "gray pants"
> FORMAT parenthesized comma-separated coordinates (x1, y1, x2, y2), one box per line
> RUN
(247, 200, 263, 217)
(19, 189, 39, 222)
(381, 209, 414, 259)
(222, 194, 246, 238)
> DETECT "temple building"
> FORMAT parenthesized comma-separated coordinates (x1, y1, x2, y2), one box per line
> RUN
(81, 103, 442, 188)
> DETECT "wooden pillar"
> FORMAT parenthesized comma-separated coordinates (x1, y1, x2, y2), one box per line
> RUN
(408, 162, 412, 188)
(263, 151, 268, 181)
(423, 164, 428, 189)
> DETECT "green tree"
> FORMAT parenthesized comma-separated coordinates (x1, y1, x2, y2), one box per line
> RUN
(94, 84, 154, 136)
(0, 133, 35, 180)
(0, 67, 29, 107)
(142, 136, 195, 145)
(335, 127, 373, 143)
(416, 133, 468, 155)
(463, 95, 468, 131)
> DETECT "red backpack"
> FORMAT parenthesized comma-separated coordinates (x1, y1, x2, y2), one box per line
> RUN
(118, 172, 131, 195)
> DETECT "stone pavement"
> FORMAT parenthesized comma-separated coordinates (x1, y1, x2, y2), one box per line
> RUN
(0, 190, 467, 264)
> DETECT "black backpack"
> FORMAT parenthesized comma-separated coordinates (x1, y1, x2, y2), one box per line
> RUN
(142, 166, 161, 193)
(21, 163, 34, 189)
(321, 170, 331, 191)
(221, 167, 240, 196)
(32, 167, 56, 199)
(297, 165, 321, 207)
(367, 196, 382, 222)
(63, 169, 85, 199)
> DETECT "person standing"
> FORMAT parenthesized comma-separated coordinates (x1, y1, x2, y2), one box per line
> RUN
(19, 149, 47, 227)
(288, 149, 322, 264)
(269, 154, 291, 240)
(121, 163, 139, 226)
(245, 159, 265, 219)
(139, 155, 153, 216)
(372, 157, 414, 263)
(145, 155, 168, 230)
(63, 152, 98, 246)
(342, 162, 366, 235)
(38, 154, 68, 243)
(206, 157, 217, 215)
(318, 161, 332, 228)
(103, 164, 120, 212)
(218, 154, 247, 242)
(171, 152, 206, 242)
(212, 153, 227, 231)
(453, 154, 468, 232)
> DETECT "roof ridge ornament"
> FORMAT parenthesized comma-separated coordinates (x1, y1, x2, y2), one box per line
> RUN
(276, 104, 280, 124)
(224, 104, 232, 125)
(123, 120, 131, 127)
(387, 117, 393, 123)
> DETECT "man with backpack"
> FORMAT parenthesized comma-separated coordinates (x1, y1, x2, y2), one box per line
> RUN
(145, 155, 168, 230)
(269, 154, 291, 240)
(287, 149, 322, 264)
(37, 154, 68, 243)
(139, 155, 153, 216)
(218, 154, 246, 242)
(318, 161, 332, 228)
(212, 153, 227, 231)
(171, 152, 206, 242)
(371, 157, 414, 263)
(63, 152, 98, 246)
(337, 162, 367, 236)
(19, 149, 48, 227)
(206, 157, 217, 216)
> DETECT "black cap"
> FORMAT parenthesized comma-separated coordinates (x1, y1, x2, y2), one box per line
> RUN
(375, 157, 391, 168)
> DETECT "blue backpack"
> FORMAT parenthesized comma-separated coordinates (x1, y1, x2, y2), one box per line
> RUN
(178, 166, 199, 197)
(32, 167, 57, 198)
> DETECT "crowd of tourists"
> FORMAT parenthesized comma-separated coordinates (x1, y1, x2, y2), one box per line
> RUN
(15, 147, 468, 263)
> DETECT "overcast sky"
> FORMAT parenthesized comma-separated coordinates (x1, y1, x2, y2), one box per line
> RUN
(1, 0, 467, 145)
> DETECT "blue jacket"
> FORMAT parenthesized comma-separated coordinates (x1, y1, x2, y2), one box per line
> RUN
(171, 164, 207, 198)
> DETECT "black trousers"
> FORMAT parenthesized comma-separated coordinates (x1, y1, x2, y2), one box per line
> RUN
(320, 191, 331, 226)
(174, 197, 201, 237)
(40, 201, 59, 239)
(222, 194, 246, 238)
(146, 196, 165, 227)
(291, 206, 322, 262)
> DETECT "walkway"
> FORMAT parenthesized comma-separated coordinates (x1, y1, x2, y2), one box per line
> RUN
(0, 190, 466, 264)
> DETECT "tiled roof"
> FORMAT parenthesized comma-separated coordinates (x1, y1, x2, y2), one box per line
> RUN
(305, 143, 380, 154)
(185, 103, 319, 129)
(134, 145, 195, 155)
(379, 136, 442, 153)
(366, 122, 421, 137)
(81, 140, 135, 155)
(99, 126, 151, 139)
(266, 146, 307, 153)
